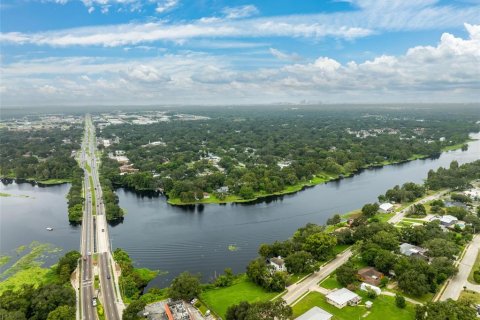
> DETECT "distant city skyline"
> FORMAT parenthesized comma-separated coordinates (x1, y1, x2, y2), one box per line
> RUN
(1, 0, 479, 106)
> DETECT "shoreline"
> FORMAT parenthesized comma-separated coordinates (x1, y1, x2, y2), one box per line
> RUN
(2, 138, 475, 205)
(166, 139, 474, 205)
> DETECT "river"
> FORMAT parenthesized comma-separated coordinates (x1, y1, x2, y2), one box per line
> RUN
(1, 133, 479, 287)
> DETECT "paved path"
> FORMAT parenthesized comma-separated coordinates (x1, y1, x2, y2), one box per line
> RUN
(381, 291, 422, 305)
(283, 249, 353, 304)
(440, 235, 480, 301)
(388, 190, 449, 224)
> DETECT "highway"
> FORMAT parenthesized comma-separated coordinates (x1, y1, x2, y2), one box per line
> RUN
(80, 127, 97, 320)
(79, 115, 122, 320)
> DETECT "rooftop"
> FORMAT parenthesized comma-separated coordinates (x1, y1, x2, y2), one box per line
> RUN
(326, 288, 360, 305)
(295, 307, 332, 320)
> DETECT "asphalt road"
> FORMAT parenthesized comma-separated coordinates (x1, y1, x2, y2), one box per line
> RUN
(83, 115, 121, 320)
(80, 135, 97, 320)
(440, 234, 480, 301)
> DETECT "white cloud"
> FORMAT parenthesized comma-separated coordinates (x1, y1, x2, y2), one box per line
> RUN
(1, 24, 479, 105)
(3, 1, 478, 47)
(41, 0, 180, 14)
(155, 0, 179, 13)
(269, 48, 302, 61)
(222, 5, 259, 19)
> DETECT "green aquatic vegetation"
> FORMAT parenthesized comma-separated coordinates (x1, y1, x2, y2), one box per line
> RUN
(0, 256, 11, 267)
(228, 245, 239, 252)
(1, 241, 60, 280)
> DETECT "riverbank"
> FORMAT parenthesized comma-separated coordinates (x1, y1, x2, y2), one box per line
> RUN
(0, 175, 71, 185)
(164, 138, 476, 206)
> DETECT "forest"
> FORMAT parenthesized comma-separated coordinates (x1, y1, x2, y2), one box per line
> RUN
(0, 127, 82, 182)
(97, 105, 479, 204)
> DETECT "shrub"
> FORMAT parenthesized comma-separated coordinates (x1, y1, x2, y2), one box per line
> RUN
(395, 294, 406, 309)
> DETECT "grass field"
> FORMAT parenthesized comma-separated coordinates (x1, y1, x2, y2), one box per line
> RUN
(468, 248, 480, 283)
(319, 275, 342, 290)
(459, 290, 480, 304)
(200, 275, 278, 318)
(292, 291, 416, 320)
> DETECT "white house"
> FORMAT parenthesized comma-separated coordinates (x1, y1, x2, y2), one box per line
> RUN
(399, 243, 428, 259)
(295, 307, 332, 320)
(326, 288, 361, 309)
(269, 256, 287, 272)
(431, 215, 458, 227)
(360, 282, 381, 295)
(379, 202, 394, 213)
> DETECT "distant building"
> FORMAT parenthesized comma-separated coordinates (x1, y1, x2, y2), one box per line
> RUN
(269, 256, 287, 272)
(295, 307, 332, 320)
(357, 267, 384, 286)
(399, 243, 428, 259)
(379, 203, 394, 213)
(216, 186, 229, 193)
(326, 288, 361, 309)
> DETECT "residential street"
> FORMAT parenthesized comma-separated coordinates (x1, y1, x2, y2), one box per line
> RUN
(282, 248, 353, 304)
(283, 189, 449, 306)
(440, 235, 480, 301)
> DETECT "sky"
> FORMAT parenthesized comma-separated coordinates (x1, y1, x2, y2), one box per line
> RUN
(0, 0, 479, 106)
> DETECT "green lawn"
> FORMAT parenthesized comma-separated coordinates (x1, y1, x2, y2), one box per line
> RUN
(468, 248, 480, 283)
(200, 275, 278, 318)
(319, 275, 342, 290)
(37, 178, 71, 185)
(459, 290, 480, 304)
(292, 291, 416, 320)
(370, 213, 395, 223)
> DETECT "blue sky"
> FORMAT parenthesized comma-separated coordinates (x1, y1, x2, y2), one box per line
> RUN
(1, 0, 479, 106)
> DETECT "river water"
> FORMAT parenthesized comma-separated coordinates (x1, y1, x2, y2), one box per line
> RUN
(1, 133, 479, 287)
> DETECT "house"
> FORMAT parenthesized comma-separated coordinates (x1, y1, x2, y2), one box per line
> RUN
(216, 186, 229, 193)
(439, 215, 458, 227)
(295, 307, 332, 320)
(399, 243, 428, 259)
(326, 288, 361, 309)
(360, 282, 381, 295)
(269, 256, 287, 272)
(379, 202, 394, 213)
(357, 267, 384, 286)
(119, 164, 139, 174)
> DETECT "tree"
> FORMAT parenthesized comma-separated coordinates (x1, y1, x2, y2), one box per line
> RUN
(326, 214, 341, 225)
(122, 299, 146, 320)
(56, 250, 81, 284)
(168, 272, 201, 301)
(284, 251, 315, 274)
(246, 258, 268, 286)
(398, 270, 430, 297)
(446, 206, 469, 220)
(215, 268, 235, 287)
(303, 232, 337, 260)
(47, 305, 75, 320)
(395, 294, 406, 309)
(424, 239, 459, 259)
(371, 231, 399, 251)
(336, 262, 357, 287)
(226, 301, 251, 320)
(415, 299, 476, 320)
(362, 203, 379, 217)
(226, 300, 292, 320)
(409, 204, 426, 216)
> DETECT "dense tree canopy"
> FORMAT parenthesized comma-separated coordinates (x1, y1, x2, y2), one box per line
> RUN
(97, 107, 479, 203)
